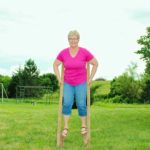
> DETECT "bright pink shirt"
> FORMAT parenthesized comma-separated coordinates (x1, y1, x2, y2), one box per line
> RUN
(56, 47, 94, 86)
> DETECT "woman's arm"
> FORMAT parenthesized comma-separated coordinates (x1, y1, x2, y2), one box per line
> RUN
(88, 57, 99, 85)
(53, 59, 63, 85)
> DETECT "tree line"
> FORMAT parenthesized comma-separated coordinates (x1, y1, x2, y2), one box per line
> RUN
(87, 26, 150, 104)
(0, 59, 59, 98)
(0, 26, 150, 103)
(107, 26, 150, 103)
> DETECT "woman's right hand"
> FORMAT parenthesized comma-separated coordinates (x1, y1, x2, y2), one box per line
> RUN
(58, 79, 63, 87)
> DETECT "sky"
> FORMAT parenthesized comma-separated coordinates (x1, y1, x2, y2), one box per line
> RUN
(0, 0, 150, 80)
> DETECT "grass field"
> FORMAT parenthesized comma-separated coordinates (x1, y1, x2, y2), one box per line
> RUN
(0, 102, 150, 150)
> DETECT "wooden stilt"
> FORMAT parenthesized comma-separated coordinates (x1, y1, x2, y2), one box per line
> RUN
(56, 63, 91, 146)
(87, 63, 91, 143)
(56, 64, 64, 147)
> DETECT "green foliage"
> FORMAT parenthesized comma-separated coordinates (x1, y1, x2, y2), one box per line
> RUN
(135, 26, 150, 103)
(22, 58, 39, 85)
(136, 26, 150, 74)
(91, 80, 110, 102)
(8, 59, 39, 97)
(0, 75, 11, 97)
(8, 74, 19, 97)
(104, 95, 122, 103)
(8, 59, 59, 98)
(39, 73, 58, 92)
(95, 77, 106, 81)
(109, 65, 143, 103)
(140, 74, 150, 103)
(90, 83, 100, 104)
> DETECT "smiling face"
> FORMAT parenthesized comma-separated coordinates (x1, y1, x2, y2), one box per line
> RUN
(68, 35, 79, 48)
(68, 30, 80, 48)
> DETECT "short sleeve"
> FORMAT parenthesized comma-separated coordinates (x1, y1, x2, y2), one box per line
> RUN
(85, 49, 94, 62)
(56, 51, 64, 62)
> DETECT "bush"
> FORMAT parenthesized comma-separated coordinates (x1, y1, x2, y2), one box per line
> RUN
(109, 73, 143, 103)
(140, 74, 150, 103)
(95, 77, 106, 81)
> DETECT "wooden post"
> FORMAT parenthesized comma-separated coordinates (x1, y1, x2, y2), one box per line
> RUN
(56, 64, 64, 147)
(0, 83, 4, 103)
(87, 63, 91, 143)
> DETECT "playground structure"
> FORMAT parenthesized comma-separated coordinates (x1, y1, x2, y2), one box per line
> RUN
(0, 83, 8, 102)
(56, 63, 91, 146)
(16, 85, 53, 103)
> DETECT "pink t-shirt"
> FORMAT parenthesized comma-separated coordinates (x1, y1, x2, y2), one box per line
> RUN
(56, 47, 94, 86)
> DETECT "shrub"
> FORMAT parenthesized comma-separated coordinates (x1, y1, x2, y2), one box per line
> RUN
(109, 73, 143, 103)
(140, 74, 150, 103)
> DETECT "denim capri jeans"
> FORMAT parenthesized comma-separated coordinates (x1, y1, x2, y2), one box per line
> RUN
(62, 81, 87, 117)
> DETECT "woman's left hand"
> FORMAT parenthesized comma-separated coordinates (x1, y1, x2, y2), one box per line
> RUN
(88, 79, 92, 86)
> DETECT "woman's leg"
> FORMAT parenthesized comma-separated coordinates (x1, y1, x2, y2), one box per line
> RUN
(62, 82, 74, 130)
(75, 82, 87, 127)
(80, 116, 87, 128)
(63, 115, 70, 129)
(75, 82, 88, 144)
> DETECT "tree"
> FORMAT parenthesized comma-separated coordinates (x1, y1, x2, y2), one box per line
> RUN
(109, 63, 143, 103)
(8, 74, 20, 97)
(140, 74, 150, 103)
(8, 59, 39, 97)
(23, 58, 39, 85)
(39, 73, 59, 92)
(136, 26, 150, 74)
(136, 26, 150, 103)
(125, 62, 139, 79)
(8, 59, 59, 97)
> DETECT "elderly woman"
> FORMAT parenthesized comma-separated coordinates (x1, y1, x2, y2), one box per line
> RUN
(53, 30, 98, 145)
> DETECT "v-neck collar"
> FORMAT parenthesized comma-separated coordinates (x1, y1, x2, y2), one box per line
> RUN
(68, 47, 80, 58)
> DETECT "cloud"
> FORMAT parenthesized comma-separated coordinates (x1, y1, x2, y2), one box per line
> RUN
(0, 9, 23, 25)
(0, 8, 34, 33)
(0, 64, 25, 76)
(0, 0, 148, 79)
(0, 68, 9, 75)
(0, 9, 17, 21)
(129, 10, 150, 23)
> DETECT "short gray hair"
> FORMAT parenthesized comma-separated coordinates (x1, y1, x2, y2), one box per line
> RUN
(68, 30, 80, 39)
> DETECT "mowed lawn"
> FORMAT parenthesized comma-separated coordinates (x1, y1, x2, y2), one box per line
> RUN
(0, 102, 150, 150)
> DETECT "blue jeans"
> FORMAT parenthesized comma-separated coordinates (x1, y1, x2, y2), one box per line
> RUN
(62, 82, 87, 117)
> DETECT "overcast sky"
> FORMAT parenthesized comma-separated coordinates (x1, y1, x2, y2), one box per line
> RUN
(0, 0, 150, 80)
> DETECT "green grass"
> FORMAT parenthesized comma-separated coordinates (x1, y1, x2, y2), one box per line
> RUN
(0, 102, 150, 150)
(92, 80, 111, 95)
(92, 80, 111, 102)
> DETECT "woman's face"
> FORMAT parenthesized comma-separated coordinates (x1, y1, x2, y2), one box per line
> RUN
(68, 35, 79, 48)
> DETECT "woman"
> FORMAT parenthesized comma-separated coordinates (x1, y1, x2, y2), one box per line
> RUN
(53, 30, 98, 145)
